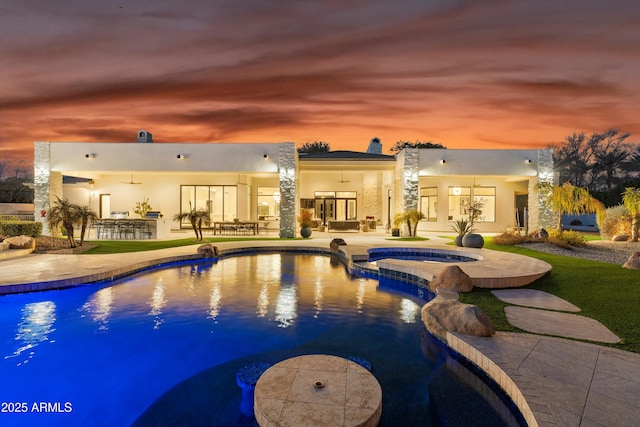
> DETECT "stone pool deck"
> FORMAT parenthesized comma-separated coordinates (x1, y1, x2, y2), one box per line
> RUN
(0, 234, 638, 426)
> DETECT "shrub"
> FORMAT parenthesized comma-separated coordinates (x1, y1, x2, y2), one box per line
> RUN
(0, 221, 43, 238)
(492, 233, 531, 245)
(598, 204, 632, 240)
(548, 229, 587, 247)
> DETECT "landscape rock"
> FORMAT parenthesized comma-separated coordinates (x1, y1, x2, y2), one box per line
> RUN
(611, 234, 629, 242)
(198, 244, 219, 258)
(329, 238, 347, 253)
(429, 265, 473, 292)
(623, 252, 640, 270)
(4, 235, 36, 250)
(421, 290, 495, 340)
(529, 228, 549, 240)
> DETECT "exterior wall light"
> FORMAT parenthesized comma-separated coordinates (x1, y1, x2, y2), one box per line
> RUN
(177, 154, 185, 159)
(525, 159, 532, 164)
(440, 159, 446, 164)
(85, 153, 95, 159)
(263, 154, 269, 159)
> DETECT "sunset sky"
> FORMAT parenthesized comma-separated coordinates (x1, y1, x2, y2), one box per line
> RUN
(2, 0, 640, 170)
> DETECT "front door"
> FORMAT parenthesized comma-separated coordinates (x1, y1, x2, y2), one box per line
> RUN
(316, 199, 336, 225)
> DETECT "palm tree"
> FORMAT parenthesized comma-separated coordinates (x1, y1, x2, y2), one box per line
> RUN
(75, 205, 98, 246)
(393, 209, 425, 237)
(622, 187, 640, 242)
(47, 196, 79, 248)
(548, 182, 605, 234)
(407, 209, 425, 237)
(174, 208, 210, 240)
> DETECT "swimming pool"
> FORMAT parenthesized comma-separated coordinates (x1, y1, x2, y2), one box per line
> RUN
(0, 253, 522, 426)
(367, 247, 479, 263)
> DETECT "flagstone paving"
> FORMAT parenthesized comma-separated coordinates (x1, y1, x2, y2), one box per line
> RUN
(491, 288, 581, 312)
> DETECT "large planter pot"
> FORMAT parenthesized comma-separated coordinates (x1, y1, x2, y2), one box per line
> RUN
(454, 235, 464, 247)
(462, 233, 484, 248)
(300, 227, 312, 238)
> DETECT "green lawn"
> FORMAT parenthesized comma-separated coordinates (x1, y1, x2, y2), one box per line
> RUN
(460, 238, 640, 354)
(84, 237, 284, 254)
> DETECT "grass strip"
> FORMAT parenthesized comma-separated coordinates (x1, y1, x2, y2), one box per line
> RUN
(84, 237, 284, 254)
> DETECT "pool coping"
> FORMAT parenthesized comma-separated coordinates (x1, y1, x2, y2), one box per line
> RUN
(338, 244, 552, 289)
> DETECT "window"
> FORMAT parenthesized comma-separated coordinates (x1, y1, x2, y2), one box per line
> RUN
(472, 187, 495, 222)
(448, 186, 496, 222)
(420, 187, 437, 221)
(257, 187, 280, 220)
(448, 187, 471, 220)
(180, 185, 238, 227)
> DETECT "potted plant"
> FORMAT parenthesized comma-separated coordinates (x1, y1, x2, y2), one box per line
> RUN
(298, 208, 313, 238)
(450, 218, 472, 247)
(462, 202, 485, 248)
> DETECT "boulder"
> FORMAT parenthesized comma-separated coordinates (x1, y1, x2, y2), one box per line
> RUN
(529, 228, 549, 240)
(612, 234, 629, 242)
(421, 290, 495, 340)
(4, 235, 36, 250)
(429, 265, 473, 292)
(197, 244, 219, 258)
(329, 238, 347, 253)
(623, 252, 640, 270)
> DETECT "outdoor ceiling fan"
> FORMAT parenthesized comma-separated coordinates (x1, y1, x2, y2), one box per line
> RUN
(121, 173, 142, 184)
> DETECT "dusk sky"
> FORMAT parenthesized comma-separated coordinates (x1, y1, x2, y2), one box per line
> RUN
(2, 0, 640, 169)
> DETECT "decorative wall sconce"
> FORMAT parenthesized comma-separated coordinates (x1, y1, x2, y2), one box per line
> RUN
(85, 153, 95, 159)
(524, 159, 532, 164)
(440, 159, 446, 164)
(177, 154, 186, 159)
(263, 154, 269, 159)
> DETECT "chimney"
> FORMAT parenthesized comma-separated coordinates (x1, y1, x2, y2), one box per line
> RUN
(137, 130, 153, 143)
(366, 137, 382, 154)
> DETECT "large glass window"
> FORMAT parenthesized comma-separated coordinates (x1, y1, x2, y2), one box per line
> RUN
(448, 186, 495, 222)
(420, 187, 437, 222)
(472, 187, 496, 222)
(257, 187, 280, 220)
(448, 186, 471, 221)
(179, 185, 238, 227)
(312, 191, 357, 223)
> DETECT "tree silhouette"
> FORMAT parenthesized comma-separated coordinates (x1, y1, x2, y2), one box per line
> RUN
(390, 140, 446, 154)
(297, 141, 330, 154)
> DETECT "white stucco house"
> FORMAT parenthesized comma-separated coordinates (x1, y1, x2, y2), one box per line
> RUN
(33, 131, 554, 239)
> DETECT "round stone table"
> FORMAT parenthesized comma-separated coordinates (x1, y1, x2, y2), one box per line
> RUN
(254, 354, 382, 427)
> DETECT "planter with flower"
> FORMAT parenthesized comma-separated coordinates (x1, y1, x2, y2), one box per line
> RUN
(298, 209, 314, 238)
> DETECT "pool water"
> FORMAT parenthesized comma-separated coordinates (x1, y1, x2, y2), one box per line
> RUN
(0, 254, 522, 426)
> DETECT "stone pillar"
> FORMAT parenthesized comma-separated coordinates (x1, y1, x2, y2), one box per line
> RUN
(528, 148, 556, 231)
(278, 143, 297, 238)
(34, 141, 51, 236)
(398, 148, 419, 211)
